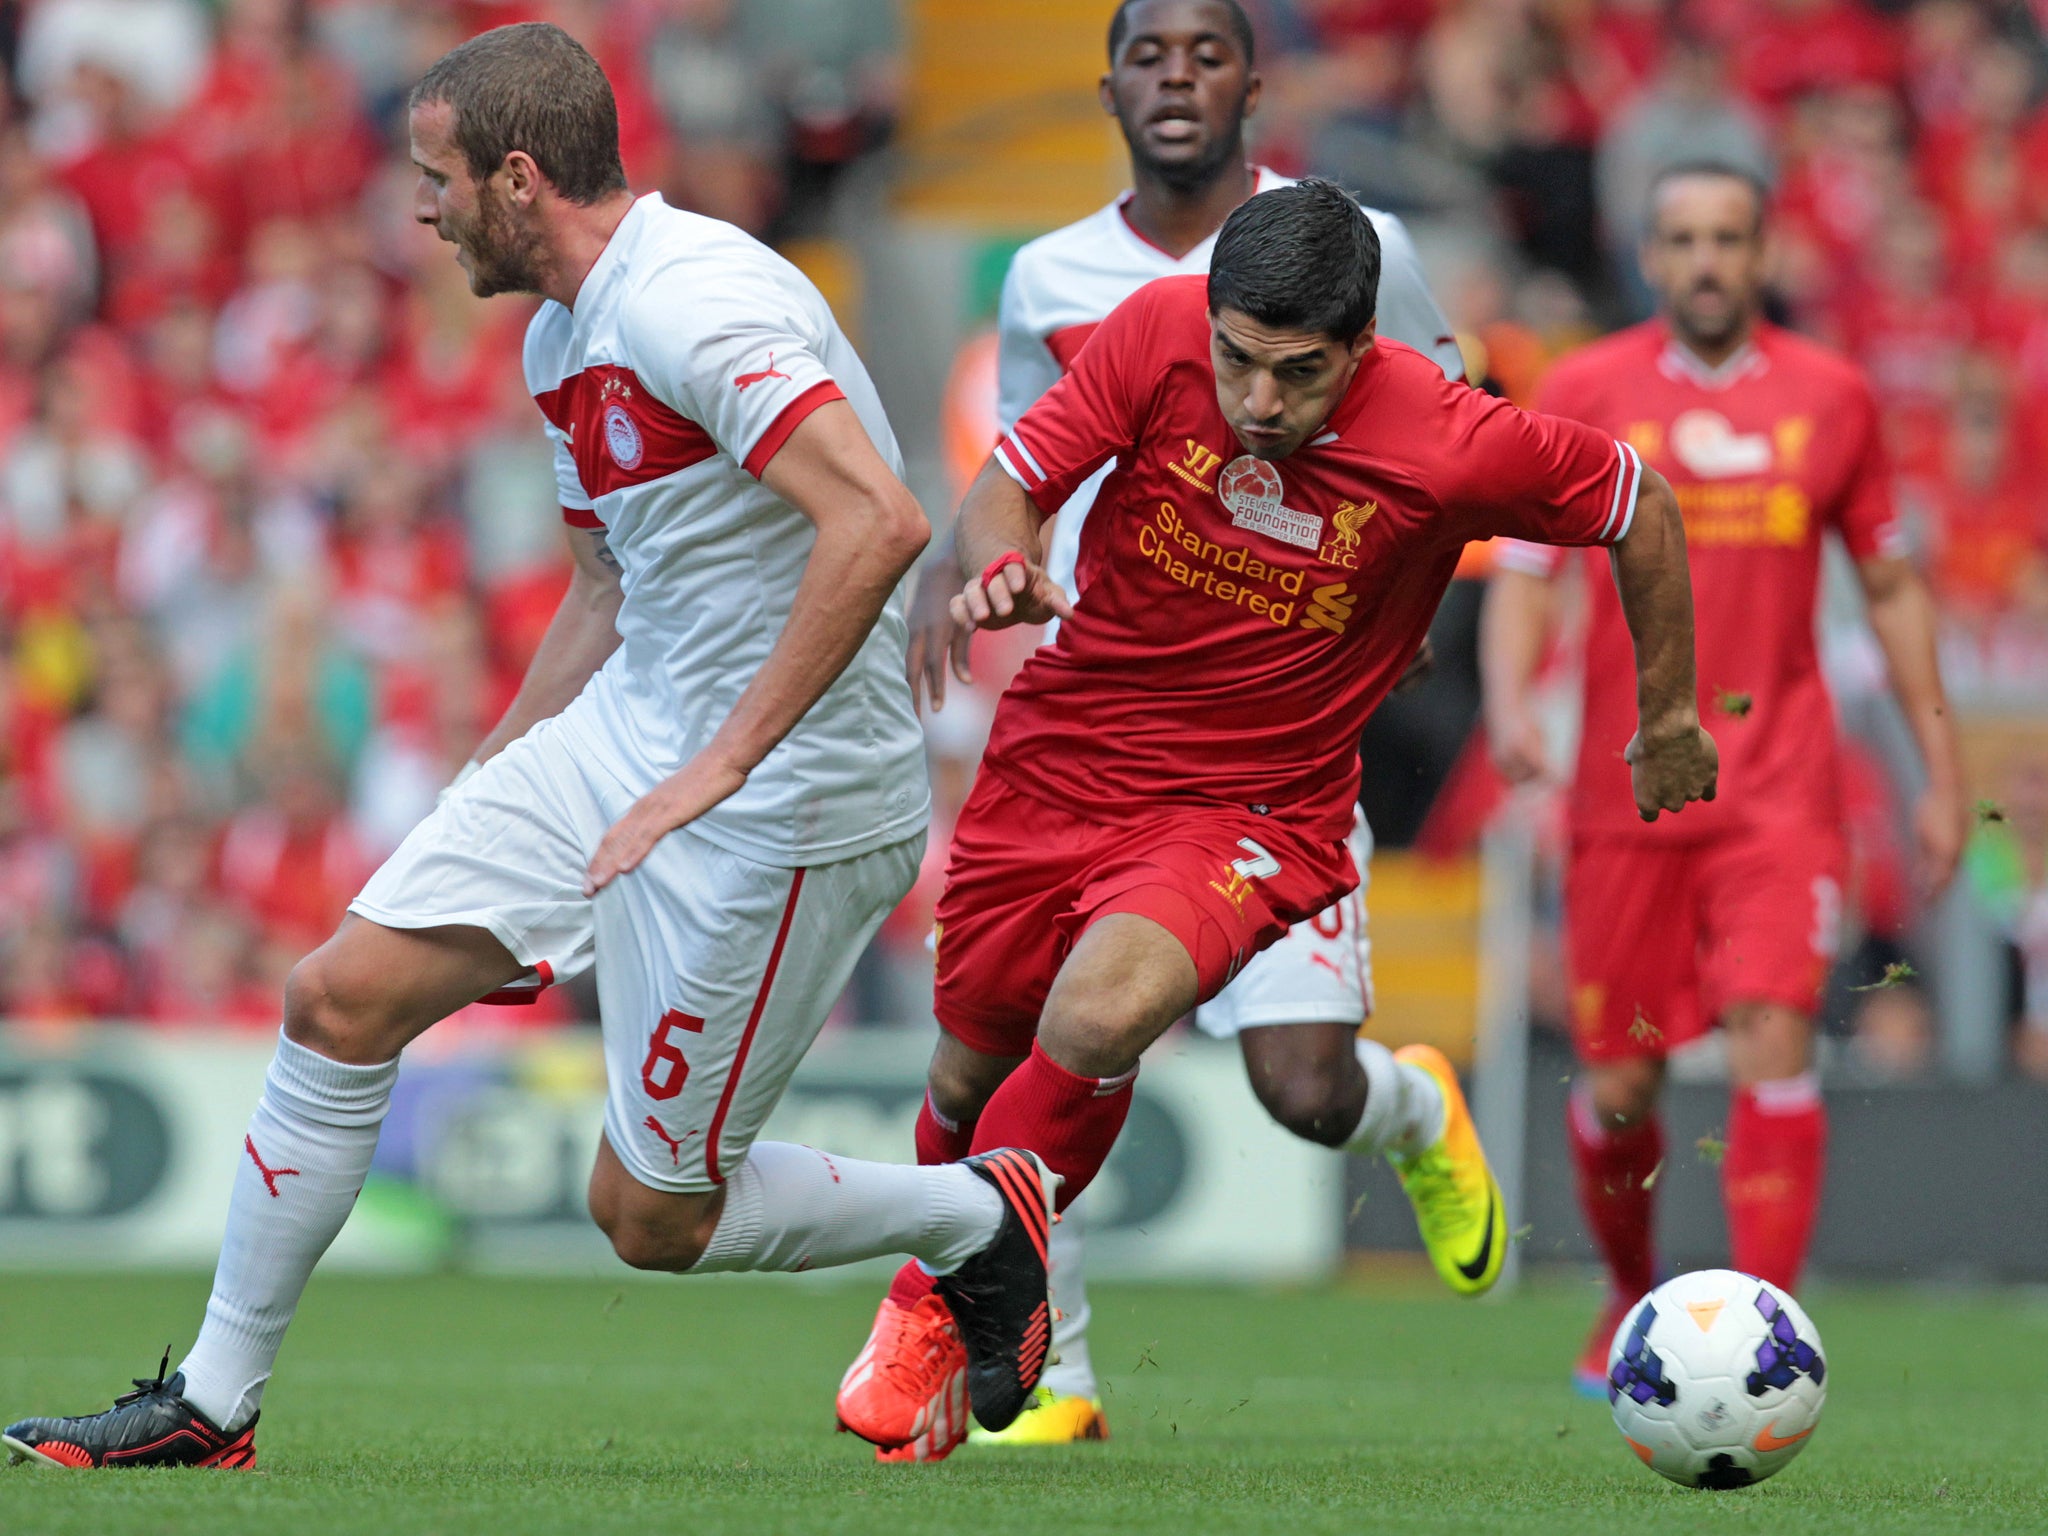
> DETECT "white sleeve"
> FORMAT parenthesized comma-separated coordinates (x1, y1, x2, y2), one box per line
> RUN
(524, 308, 600, 526)
(1368, 210, 1464, 383)
(623, 265, 847, 479)
(544, 419, 600, 527)
(995, 256, 1066, 435)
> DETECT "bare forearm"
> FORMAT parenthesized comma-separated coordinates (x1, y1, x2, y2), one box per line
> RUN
(1864, 562, 1962, 790)
(702, 517, 925, 777)
(475, 564, 623, 762)
(953, 458, 1047, 581)
(1609, 473, 1699, 740)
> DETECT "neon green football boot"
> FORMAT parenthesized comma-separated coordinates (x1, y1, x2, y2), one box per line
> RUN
(1388, 1044, 1507, 1296)
(966, 1386, 1108, 1446)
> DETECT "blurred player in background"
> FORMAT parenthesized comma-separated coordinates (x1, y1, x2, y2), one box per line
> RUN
(839, 178, 1719, 1462)
(905, 0, 1466, 1448)
(4, 24, 1060, 1472)
(1479, 163, 1965, 1396)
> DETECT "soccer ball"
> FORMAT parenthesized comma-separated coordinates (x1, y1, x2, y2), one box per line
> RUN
(1607, 1269, 1827, 1489)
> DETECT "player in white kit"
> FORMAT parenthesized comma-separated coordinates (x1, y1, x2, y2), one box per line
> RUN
(904, 0, 1467, 1448)
(3, 23, 1060, 1472)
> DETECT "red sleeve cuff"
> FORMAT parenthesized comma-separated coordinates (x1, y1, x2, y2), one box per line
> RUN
(562, 504, 605, 530)
(742, 381, 846, 479)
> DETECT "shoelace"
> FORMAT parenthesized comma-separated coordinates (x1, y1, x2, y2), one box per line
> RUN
(111, 1347, 174, 1409)
(880, 1304, 960, 1397)
(1401, 1150, 1466, 1236)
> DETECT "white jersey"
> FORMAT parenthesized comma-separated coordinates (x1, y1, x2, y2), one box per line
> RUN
(524, 193, 929, 867)
(997, 168, 1465, 597)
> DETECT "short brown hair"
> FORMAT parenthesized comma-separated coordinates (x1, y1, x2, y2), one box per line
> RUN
(410, 22, 627, 205)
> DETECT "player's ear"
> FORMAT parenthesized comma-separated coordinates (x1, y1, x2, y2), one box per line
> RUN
(1242, 68, 1262, 118)
(1349, 319, 1377, 361)
(1098, 73, 1117, 117)
(501, 149, 543, 208)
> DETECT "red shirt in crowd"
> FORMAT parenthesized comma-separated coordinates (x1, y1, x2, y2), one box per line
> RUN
(985, 273, 1642, 842)
(1502, 321, 1905, 842)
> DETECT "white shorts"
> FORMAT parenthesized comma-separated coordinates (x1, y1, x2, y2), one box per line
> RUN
(1193, 812, 1374, 1039)
(352, 715, 922, 1192)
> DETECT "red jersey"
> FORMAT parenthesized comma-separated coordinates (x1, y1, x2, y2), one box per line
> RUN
(1503, 320, 1906, 841)
(985, 274, 1643, 842)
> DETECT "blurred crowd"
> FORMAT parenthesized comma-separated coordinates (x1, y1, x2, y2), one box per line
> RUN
(1240, 0, 2048, 1075)
(1253, 0, 2048, 663)
(0, 0, 897, 1026)
(0, 0, 2045, 1074)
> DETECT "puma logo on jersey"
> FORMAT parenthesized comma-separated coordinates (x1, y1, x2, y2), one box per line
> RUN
(1299, 582, 1357, 635)
(735, 353, 791, 390)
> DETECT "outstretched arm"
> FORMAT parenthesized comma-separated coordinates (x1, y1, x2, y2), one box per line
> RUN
(1857, 554, 1966, 893)
(583, 400, 930, 892)
(470, 526, 625, 767)
(1608, 469, 1718, 820)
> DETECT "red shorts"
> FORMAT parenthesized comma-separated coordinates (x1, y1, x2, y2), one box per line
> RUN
(1563, 822, 1845, 1063)
(933, 771, 1354, 1058)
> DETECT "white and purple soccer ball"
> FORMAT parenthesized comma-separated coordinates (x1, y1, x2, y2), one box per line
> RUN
(1607, 1269, 1828, 1489)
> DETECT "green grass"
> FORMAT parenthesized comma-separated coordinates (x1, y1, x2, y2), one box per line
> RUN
(2, 1273, 2043, 1535)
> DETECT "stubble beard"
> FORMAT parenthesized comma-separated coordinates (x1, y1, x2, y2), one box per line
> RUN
(460, 184, 547, 299)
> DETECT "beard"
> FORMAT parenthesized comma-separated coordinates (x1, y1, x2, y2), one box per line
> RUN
(457, 183, 547, 298)
(1672, 284, 1748, 350)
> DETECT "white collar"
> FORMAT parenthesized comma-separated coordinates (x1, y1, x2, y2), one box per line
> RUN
(1656, 337, 1768, 391)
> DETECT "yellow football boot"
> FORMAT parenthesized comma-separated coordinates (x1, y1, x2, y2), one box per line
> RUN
(965, 1386, 1108, 1446)
(1387, 1044, 1507, 1296)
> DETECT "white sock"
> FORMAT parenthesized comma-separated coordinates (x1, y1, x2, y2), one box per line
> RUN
(1039, 1190, 1097, 1399)
(178, 1032, 397, 1431)
(687, 1142, 1002, 1274)
(1344, 1039, 1445, 1156)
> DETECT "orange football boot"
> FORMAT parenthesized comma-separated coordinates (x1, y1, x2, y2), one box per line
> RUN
(836, 1292, 969, 1458)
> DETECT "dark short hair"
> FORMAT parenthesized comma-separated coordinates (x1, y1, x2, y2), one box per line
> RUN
(1108, 0, 1255, 66)
(1208, 178, 1379, 342)
(410, 22, 628, 205)
(1648, 160, 1770, 232)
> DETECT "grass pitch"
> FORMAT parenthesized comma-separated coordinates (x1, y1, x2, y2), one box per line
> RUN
(1, 1272, 2042, 1535)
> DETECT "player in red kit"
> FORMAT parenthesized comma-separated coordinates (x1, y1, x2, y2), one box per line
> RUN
(1479, 164, 1966, 1394)
(834, 178, 1719, 1457)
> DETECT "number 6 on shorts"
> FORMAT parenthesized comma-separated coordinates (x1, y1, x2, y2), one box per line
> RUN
(641, 1009, 705, 1101)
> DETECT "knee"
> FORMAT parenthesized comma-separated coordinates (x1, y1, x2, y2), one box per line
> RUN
(1254, 1076, 1358, 1147)
(587, 1169, 721, 1273)
(1587, 1062, 1662, 1129)
(1038, 990, 1160, 1077)
(1725, 1003, 1813, 1082)
(282, 949, 395, 1064)
(602, 1218, 707, 1273)
(926, 1035, 1017, 1124)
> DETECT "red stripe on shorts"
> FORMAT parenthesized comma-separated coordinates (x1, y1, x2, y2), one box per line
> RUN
(704, 869, 807, 1184)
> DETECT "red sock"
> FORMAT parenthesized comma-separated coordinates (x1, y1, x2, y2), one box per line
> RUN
(969, 1041, 1134, 1211)
(885, 1093, 979, 1308)
(1723, 1076, 1826, 1291)
(1566, 1087, 1662, 1301)
(915, 1090, 975, 1166)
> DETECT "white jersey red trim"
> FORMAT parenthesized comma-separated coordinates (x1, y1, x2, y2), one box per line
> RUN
(995, 168, 1467, 599)
(523, 193, 929, 866)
